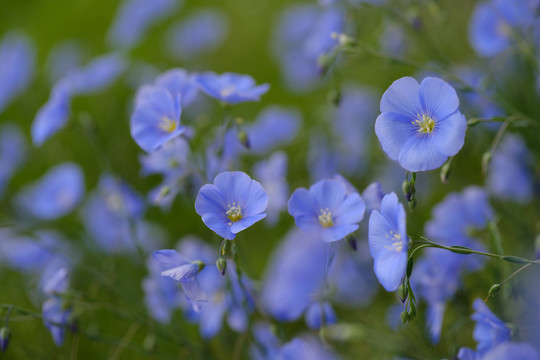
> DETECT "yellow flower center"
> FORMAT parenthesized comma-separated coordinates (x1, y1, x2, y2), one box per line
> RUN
(226, 202, 243, 223)
(159, 116, 177, 133)
(220, 86, 236, 97)
(384, 230, 404, 252)
(412, 114, 435, 133)
(318, 208, 334, 228)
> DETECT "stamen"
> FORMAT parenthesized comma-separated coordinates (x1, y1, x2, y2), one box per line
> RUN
(318, 208, 334, 228)
(226, 202, 243, 223)
(159, 116, 177, 133)
(411, 113, 435, 133)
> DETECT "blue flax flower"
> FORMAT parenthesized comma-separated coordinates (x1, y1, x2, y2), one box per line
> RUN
(487, 134, 533, 203)
(15, 162, 85, 221)
(288, 178, 365, 242)
(368, 192, 408, 291)
(150, 68, 199, 107)
(459, 342, 540, 360)
(0, 123, 27, 196)
(31, 83, 71, 146)
(375, 76, 467, 172)
(195, 171, 268, 240)
(142, 256, 182, 323)
(153, 249, 206, 305)
(247, 106, 301, 155)
(42, 267, 72, 346)
(472, 298, 511, 355)
(166, 9, 229, 60)
(130, 85, 185, 152)
(194, 72, 270, 105)
(253, 152, 289, 225)
(0, 32, 35, 114)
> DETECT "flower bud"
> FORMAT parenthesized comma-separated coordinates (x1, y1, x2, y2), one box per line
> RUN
(482, 151, 492, 174)
(347, 236, 357, 251)
(328, 88, 341, 107)
(440, 160, 452, 184)
(216, 258, 227, 276)
(401, 180, 411, 200)
(0, 327, 11, 352)
(488, 284, 501, 297)
(400, 310, 409, 324)
(237, 130, 250, 150)
(408, 198, 417, 210)
(398, 284, 408, 303)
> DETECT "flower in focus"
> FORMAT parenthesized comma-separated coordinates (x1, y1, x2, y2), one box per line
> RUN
(15, 162, 85, 221)
(195, 171, 268, 240)
(153, 249, 207, 305)
(194, 72, 270, 105)
(130, 85, 185, 152)
(368, 192, 408, 292)
(288, 178, 365, 242)
(375, 76, 467, 172)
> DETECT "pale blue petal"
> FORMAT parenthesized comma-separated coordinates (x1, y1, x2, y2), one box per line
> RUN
(432, 111, 467, 156)
(375, 111, 416, 160)
(380, 76, 422, 118)
(419, 77, 460, 120)
(398, 134, 448, 172)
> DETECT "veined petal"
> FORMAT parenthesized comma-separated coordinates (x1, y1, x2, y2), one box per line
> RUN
(230, 213, 266, 233)
(322, 224, 358, 242)
(373, 247, 407, 291)
(242, 179, 268, 216)
(334, 193, 365, 226)
(375, 111, 416, 160)
(153, 249, 190, 270)
(213, 171, 251, 207)
(419, 77, 460, 120)
(181, 279, 208, 303)
(161, 263, 199, 282)
(288, 188, 317, 216)
(380, 77, 422, 119)
(398, 134, 448, 172)
(309, 179, 346, 210)
(195, 184, 227, 216)
(432, 111, 467, 156)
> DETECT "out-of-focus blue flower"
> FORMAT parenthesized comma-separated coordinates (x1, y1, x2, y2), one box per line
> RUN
(272, 5, 344, 92)
(375, 77, 467, 172)
(253, 152, 289, 225)
(379, 22, 407, 56)
(0, 123, 27, 196)
(194, 72, 269, 105)
(305, 302, 336, 330)
(149, 68, 199, 107)
(62, 53, 127, 96)
(0, 230, 62, 273)
(166, 9, 229, 60)
(142, 256, 182, 323)
(15, 162, 85, 221)
(469, 0, 539, 57)
(248, 106, 301, 155)
(277, 336, 338, 360)
(195, 171, 268, 240)
(250, 322, 281, 360)
(0, 32, 35, 114)
(471, 298, 511, 355)
(362, 182, 385, 213)
(130, 85, 185, 152)
(31, 83, 71, 146)
(107, 0, 180, 49)
(487, 134, 533, 203)
(139, 137, 190, 177)
(261, 228, 326, 322)
(368, 192, 407, 292)
(45, 40, 85, 85)
(482, 342, 540, 360)
(416, 186, 493, 343)
(153, 249, 206, 305)
(42, 267, 72, 347)
(81, 174, 146, 253)
(288, 178, 365, 242)
(308, 132, 339, 182)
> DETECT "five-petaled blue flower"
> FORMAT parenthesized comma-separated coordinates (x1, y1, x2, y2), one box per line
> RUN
(130, 85, 185, 152)
(153, 249, 207, 305)
(287, 178, 365, 242)
(368, 192, 408, 292)
(194, 72, 270, 105)
(375, 76, 467, 172)
(195, 171, 268, 240)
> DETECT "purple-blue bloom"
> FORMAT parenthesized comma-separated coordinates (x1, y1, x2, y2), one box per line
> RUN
(0, 32, 35, 114)
(43, 297, 72, 347)
(487, 134, 533, 203)
(15, 162, 85, 221)
(469, 0, 539, 57)
(0, 123, 27, 196)
(482, 342, 540, 360)
(471, 298, 511, 355)
(368, 192, 407, 292)
(194, 72, 270, 105)
(153, 249, 206, 305)
(107, 0, 180, 49)
(288, 178, 365, 242)
(31, 83, 71, 146)
(130, 85, 185, 152)
(150, 68, 199, 107)
(166, 9, 229, 60)
(247, 106, 301, 155)
(143, 256, 182, 323)
(375, 76, 467, 172)
(195, 171, 268, 240)
(253, 152, 289, 225)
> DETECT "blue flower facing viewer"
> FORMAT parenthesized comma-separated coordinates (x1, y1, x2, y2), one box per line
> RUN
(368, 192, 408, 292)
(130, 85, 185, 152)
(375, 76, 467, 172)
(288, 178, 365, 242)
(195, 171, 268, 240)
(194, 72, 270, 105)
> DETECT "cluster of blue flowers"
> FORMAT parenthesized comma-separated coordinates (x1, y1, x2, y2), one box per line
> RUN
(1, 0, 540, 358)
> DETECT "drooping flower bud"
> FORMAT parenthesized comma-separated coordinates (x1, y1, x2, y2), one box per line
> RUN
(0, 327, 11, 352)
(216, 258, 227, 276)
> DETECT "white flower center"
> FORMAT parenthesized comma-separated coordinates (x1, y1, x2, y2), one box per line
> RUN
(318, 208, 334, 228)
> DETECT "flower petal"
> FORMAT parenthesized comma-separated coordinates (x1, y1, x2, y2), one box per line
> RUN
(398, 134, 448, 172)
(375, 111, 417, 160)
(419, 77, 459, 120)
(380, 76, 422, 119)
(230, 213, 267, 233)
(432, 111, 467, 156)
